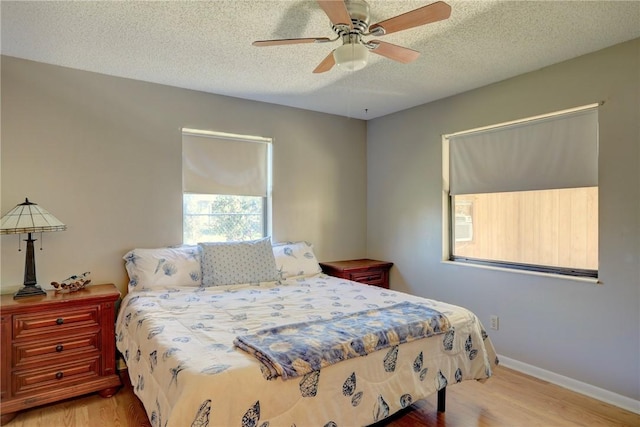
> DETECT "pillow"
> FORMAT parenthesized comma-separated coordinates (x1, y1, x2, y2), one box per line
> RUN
(272, 241, 322, 279)
(199, 237, 279, 286)
(123, 246, 201, 292)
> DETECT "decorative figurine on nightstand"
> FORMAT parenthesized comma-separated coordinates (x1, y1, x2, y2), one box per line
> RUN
(51, 271, 91, 293)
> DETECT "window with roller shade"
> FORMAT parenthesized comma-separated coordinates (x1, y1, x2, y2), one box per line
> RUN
(182, 129, 272, 244)
(444, 104, 599, 278)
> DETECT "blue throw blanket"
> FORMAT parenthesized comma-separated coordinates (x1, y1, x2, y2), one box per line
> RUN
(234, 301, 451, 380)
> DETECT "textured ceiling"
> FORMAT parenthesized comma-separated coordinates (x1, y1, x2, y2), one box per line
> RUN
(2, 1, 639, 120)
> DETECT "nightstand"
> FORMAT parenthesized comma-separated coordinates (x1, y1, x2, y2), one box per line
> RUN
(0, 283, 122, 425)
(319, 259, 393, 289)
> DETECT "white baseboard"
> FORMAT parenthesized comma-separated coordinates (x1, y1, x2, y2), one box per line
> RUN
(498, 355, 640, 415)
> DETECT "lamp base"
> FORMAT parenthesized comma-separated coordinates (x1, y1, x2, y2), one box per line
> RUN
(14, 284, 47, 299)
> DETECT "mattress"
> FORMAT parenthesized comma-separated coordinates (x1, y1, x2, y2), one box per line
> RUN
(115, 274, 498, 427)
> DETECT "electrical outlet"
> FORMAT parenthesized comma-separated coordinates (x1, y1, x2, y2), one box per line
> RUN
(490, 315, 499, 330)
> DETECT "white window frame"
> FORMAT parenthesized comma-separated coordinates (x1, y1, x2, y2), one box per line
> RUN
(182, 128, 272, 243)
(442, 103, 600, 280)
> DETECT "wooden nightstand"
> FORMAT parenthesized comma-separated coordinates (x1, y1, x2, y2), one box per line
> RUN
(319, 259, 393, 289)
(0, 283, 121, 425)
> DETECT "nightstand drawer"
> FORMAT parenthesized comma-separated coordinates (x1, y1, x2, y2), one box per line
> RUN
(349, 270, 384, 284)
(13, 357, 100, 396)
(13, 306, 100, 340)
(320, 259, 393, 289)
(13, 333, 100, 368)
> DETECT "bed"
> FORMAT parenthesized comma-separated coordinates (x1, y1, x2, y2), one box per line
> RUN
(116, 240, 498, 427)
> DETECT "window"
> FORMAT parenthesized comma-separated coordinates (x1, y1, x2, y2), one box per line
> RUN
(182, 129, 272, 244)
(444, 104, 599, 278)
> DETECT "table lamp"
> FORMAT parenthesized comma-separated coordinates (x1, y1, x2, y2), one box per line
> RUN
(1, 198, 66, 298)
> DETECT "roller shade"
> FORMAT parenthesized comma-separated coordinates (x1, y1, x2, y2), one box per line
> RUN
(183, 132, 269, 197)
(449, 107, 598, 195)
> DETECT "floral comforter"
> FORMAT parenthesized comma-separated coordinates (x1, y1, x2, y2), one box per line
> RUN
(116, 274, 498, 427)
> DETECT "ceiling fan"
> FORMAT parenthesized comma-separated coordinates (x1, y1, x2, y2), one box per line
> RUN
(252, 0, 451, 73)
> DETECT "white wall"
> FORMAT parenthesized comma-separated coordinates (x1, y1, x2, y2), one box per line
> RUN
(1, 56, 368, 295)
(367, 39, 639, 400)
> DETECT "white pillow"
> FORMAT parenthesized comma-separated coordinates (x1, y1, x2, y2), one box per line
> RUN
(272, 241, 322, 279)
(123, 246, 201, 292)
(199, 237, 279, 286)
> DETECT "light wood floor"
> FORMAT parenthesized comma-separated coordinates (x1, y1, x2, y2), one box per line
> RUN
(5, 366, 639, 427)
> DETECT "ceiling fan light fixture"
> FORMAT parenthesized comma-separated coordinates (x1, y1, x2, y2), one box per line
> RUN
(253, 1, 452, 74)
(333, 43, 368, 71)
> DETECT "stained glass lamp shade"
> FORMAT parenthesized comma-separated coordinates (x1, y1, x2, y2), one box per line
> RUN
(0, 198, 66, 298)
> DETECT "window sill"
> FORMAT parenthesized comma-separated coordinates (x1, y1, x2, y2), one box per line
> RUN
(440, 260, 601, 285)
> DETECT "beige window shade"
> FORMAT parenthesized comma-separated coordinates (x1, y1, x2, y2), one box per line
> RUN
(449, 107, 598, 195)
(182, 133, 269, 197)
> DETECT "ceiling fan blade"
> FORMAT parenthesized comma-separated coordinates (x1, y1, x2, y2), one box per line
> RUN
(369, 40, 420, 64)
(317, 0, 353, 29)
(369, 1, 451, 36)
(313, 51, 336, 73)
(253, 37, 331, 47)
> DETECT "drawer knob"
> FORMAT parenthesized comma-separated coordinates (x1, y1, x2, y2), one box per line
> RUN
(55, 344, 64, 352)
(56, 318, 64, 325)
(55, 371, 64, 380)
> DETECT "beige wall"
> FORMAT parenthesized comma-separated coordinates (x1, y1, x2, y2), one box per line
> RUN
(367, 39, 639, 400)
(1, 56, 367, 295)
(2, 39, 638, 404)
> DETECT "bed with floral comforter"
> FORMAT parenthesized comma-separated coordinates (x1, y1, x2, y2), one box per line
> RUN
(116, 271, 498, 427)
